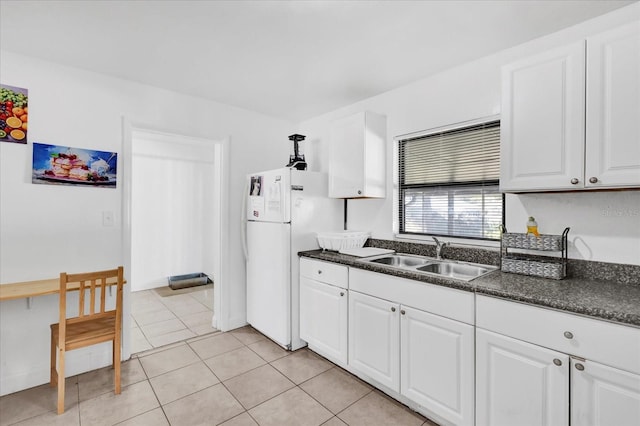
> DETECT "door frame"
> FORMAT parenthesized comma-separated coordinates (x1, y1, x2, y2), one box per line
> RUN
(121, 117, 230, 358)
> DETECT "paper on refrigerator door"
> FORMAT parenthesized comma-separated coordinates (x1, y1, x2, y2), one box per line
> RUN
(266, 180, 281, 214)
(250, 196, 265, 218)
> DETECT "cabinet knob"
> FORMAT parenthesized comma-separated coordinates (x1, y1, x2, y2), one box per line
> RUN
(553, 359, 562, 366)
(317, 270, 322, 275)
(391, 307, 396, 312)
(357, 190, 362, 195)
(570, 178, 579, 185)
(340, 292, 344, 297)
(575, 363, 585, 371)
(564, 331, 574, 339)
(400, 309, 406, 315)
(589, 177, 598, 184)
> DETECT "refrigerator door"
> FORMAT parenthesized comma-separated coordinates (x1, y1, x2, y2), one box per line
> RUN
(247, 168, 291, 223)
(246, 220, 291, 347)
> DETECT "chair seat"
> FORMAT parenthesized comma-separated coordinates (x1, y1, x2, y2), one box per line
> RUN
(51, 316, 116, 351)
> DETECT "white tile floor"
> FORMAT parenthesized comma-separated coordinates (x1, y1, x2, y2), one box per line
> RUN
(0, 326, 438, 426)
(131, 284, 216, 353)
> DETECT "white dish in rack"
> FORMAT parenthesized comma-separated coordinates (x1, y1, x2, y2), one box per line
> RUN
(316, 231, 370, 251)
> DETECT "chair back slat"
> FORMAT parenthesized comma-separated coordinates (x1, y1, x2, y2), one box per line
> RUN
(78, 281, 85, 317)
(89, 280, 96, 315)
(61, 268, 122, 327)
(100, 280, 106, 313)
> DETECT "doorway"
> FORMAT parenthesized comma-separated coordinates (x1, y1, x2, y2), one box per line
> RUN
(122, 122, 229, 356)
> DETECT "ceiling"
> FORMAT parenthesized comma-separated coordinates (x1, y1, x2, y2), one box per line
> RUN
(0, 0, 634, 122)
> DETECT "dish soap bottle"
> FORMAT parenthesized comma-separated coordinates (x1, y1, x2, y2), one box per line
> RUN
(526, 216, 540, 237)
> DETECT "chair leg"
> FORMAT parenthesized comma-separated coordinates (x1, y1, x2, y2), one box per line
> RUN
(57, 348, 65, 414)
(114, 337, 121, 394)
(50, 335, 57, 387)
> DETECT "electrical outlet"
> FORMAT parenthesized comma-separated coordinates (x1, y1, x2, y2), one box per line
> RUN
(103, 211, 114, 227)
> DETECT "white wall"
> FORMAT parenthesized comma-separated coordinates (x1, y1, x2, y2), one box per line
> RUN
(0, 51, 292, 395)
(298, 4, 640, 266)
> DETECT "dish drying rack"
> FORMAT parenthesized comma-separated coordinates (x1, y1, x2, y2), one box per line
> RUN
(500, 226, 570, 280)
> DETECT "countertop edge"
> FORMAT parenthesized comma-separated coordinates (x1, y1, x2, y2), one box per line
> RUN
(299, 250, 640, 328)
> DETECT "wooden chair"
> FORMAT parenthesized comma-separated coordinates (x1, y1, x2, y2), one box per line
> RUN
(50, 266, 124, 414)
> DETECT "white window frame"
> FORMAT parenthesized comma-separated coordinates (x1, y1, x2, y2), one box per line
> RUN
(392, 115, 502, 248)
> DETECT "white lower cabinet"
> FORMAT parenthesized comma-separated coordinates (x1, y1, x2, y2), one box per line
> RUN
(301, 260, 639, 426)
(571, 358, 640, 426)
(299, 276, 348, 365)
(348, 290, 400, 391)
(401, 306, 475, 426)
(347, 271, 475, 426)
(476, 295, 640, 426)
(476, 329, 569, 426)
(299, 258, 349, 366)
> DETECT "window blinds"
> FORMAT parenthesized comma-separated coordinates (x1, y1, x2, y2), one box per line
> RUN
(398, 120, 502, 240)
(400, 121, 500, 186)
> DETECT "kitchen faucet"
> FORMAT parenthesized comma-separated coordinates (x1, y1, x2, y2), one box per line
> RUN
(432, 237, 449, 260)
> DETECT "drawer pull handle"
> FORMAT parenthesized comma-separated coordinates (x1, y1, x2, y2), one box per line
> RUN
(391, 307, 396, 312)
(553, 359, 562, 366)
(564, 331, 574, 339)
(575, 363, 585, 371)
(400, 310, 406, 315)
(340, 292, 344, 297)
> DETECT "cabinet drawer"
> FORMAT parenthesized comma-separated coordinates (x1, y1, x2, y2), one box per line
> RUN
(300, 258, 348, 289)
(477, 295, 640, 374)
(349, 268, 474, 325)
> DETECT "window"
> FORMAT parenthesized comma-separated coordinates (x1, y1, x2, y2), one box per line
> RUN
(398, 120, 503, 240)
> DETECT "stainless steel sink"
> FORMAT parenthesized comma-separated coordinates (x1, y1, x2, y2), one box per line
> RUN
(360, 253, 496, 282)
(368, 254, 432, 268)
(416, 262, 493, 280)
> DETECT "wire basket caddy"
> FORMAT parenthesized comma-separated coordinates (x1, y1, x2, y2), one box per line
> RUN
(500, 226, 570, 280)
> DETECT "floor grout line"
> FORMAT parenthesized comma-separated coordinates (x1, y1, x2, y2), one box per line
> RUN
(131, 286, 216, 353)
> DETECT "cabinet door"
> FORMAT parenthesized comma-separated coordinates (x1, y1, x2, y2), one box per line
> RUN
(476, 329, 569, 426)
(401, 306, 474, 426)
(329, 111, 386, 198)
(348, 291, 400, 391)
(571, 358, 640, 426)
(500, 41, 586, 191)
(329, 112, 366, 198)
(586, 22, 640, 188)
(299, 277, 348, 365)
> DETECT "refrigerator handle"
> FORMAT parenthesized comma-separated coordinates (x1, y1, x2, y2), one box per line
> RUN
(241, 177, 249, 260)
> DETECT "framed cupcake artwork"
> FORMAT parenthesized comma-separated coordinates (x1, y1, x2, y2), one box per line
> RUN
(32, 142, 118, 187)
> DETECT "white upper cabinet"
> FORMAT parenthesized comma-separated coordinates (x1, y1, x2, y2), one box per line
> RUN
(585, 22, 640, 188)
(500, 22, 640, 192)
(329, 111, 386, 198)
(500, 41, 586, 191)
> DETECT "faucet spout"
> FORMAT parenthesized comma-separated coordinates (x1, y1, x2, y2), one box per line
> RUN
(432, 237, 449, 260)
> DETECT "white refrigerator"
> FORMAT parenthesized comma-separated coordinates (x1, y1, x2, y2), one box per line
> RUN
(242, 167, 342, 350)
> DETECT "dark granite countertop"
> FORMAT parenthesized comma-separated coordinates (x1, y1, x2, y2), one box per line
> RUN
(300, 249, 640, 328)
